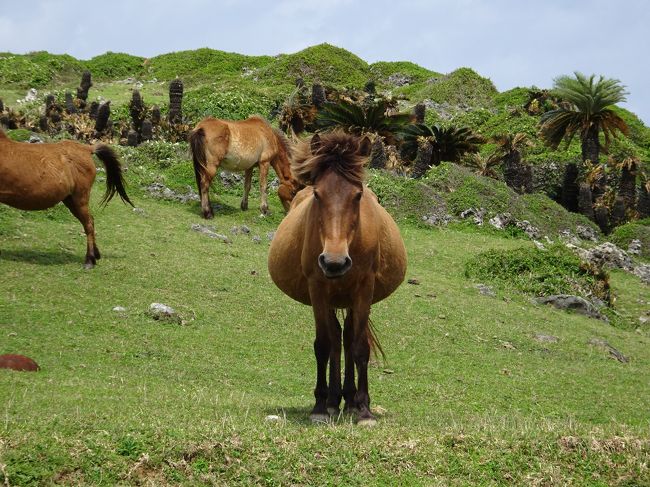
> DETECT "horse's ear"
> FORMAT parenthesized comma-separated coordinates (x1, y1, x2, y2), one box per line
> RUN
(310, 133, 321, 154)
(358, 136, 372, 157)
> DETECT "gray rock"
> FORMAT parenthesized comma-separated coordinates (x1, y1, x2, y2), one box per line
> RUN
(588, 338, 629, 363)
(559, 230, 581, 246)
(230, 226, 240, 235)
(266, 231, 275, 241)
(533, 333, 559, 343)
(533, 240, 546, 250)
(576, 225, 598, 242)
(148, 303, 181, 324)
(190, 224, 231, 243)
(219, 171, 243, 187)
(112, 306, 127, 312)
(633, 264, 650, 285)
(488, 213, 513, 230)
(133, 207, 146, 216)
(515, 220, 541, 239)
(460, 207, 486, 226)
(536, 294, 608, 321)
(422, 214, 453, 226)
(476, 283, 496, 297)
(252, 235, 261, 244)
(583, 243, 634, 271)
(387, 73, 411, 86)
(28, 135, 43, 143)
(240, 225, 251, 234)
(146, 182, 199, 203)
(628, 239, 642, 256)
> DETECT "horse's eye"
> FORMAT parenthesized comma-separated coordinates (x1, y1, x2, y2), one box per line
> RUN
(313, 190, 320, 201)
(354, 191, 363, 202)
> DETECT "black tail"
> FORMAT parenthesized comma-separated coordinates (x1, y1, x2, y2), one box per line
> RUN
(93, 144, 134, 207)
(189, 127, 207, 192)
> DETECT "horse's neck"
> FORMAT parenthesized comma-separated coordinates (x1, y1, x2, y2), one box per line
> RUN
(0, 130, 7, 140)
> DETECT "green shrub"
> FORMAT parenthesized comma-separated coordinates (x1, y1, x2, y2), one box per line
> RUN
(465, 245, 610, 302)
(184, 88, 275, 123)
(83, 52, 144, 79)
(608, 222, 650, 259)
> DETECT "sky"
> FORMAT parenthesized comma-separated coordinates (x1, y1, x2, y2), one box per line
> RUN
(1, 0, 648, 124)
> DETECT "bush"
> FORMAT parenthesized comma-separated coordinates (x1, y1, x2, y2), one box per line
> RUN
(183, 88, 276, 123)
(608, 221, 650, 259)
(465, 245, 610, 302)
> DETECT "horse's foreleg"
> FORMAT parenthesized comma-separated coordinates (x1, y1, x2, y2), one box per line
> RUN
(200, 164, 217, 219)
(326, 310, 342, 416)
(241, 168, 253, 211)
(308, 286, 333, 422)
(350, 284, 376, 425)
(258, 160, 270, 215)
(342, 309, 357, 413)
(63, 196, 97, 269)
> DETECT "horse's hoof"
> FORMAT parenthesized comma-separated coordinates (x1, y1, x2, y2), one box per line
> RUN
(309, 413, 330, 424)
(84, 261, 95, 270)
(327, 407, 340, 417)
(357, 417, 377, 427)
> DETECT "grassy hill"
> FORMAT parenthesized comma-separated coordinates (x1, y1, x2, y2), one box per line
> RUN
(1, 180, 649, 485)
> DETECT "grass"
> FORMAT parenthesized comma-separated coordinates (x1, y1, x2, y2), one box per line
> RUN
(1, 174, 649, 485)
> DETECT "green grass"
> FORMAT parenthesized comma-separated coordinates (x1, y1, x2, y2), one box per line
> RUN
(1, 175, 649, 485)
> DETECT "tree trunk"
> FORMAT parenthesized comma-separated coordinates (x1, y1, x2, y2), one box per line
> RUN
(141, 119, 153, 141)
(168, 79, 184, 125)
(619, 162, 637, 214)
(638, 182, 650, 219)
(561, 162, 579, 212)
(578, 183, 594, 220)
(413, 103, 426, 124)
(130, 90, 145, 133)
(369, 137, 387, 170)
(594, 205, 610, 234)
(76, 70, 92, 102)
(610, 196, 627, 228)
(311, 84, 326, 108)
(582, 123, 606, 199)
(411, 139, 433, 178)
(65, 92, 77, 114)
(95, 101, 111, 135)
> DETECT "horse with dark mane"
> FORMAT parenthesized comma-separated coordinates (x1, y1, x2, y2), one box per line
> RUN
(268, 131, 407, 425)
(0, 129, 132, 268)
(189, 116, 301, 218)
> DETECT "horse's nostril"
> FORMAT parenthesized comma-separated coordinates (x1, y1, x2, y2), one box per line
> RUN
(344, 256, 352, 269)
(318, 253, 352, 277)
(318, 254, 327, 268)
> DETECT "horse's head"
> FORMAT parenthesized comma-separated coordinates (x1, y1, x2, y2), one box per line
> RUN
(277, 178, 304, 212)
(293, 132, 371, 279)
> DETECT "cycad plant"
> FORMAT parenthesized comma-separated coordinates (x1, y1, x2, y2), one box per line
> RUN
(492, 133, 534, 193)
(402, 123, 483, 174)
(315, 99, 411, 146)
(462, 152, 502, 179)
(539, 72, 629, 225)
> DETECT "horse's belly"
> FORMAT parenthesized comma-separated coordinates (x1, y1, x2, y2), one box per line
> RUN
(221, 138, 261, 172)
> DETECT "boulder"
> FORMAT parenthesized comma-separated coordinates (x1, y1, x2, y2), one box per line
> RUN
(536, 294, 607, 321)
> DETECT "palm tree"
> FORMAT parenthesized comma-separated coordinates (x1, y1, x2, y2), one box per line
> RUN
(539, 72, 629, 221)
(401, 123, 483, 171)
(315, 99, 411, 146)
(493, 133, 533, 193)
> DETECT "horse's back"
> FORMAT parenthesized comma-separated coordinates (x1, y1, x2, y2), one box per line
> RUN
(0, 137, 94, 210)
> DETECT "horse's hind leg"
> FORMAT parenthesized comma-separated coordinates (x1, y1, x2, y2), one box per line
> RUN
(199, 163, 217, 219)
(63, 196, 98, 269)
(258, 160, 270, 215)
(241, 168, 253, 211)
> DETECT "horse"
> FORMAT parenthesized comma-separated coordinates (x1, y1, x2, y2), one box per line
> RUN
(0, 129, 133, 268)
(268, 131, 407, 425)
(189, 116, 301, 219)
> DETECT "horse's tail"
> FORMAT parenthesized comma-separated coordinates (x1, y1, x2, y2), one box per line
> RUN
(189, 127, 207, 192)
(93, 144, 134, 207)
(367, 317, 385, 361)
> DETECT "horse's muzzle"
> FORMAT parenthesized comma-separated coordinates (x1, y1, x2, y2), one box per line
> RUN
(318, 253, 352, 278)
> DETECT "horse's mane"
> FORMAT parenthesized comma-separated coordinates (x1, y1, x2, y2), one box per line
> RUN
(292, 131, 366, 186)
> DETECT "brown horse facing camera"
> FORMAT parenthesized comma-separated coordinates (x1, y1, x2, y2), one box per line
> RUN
(0, 130, 133, 268)
(189, 116, 301, 219)
(268, 132, 407, 425)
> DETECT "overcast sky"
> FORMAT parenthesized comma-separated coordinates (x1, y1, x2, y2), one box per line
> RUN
(1, 0, 648, 123)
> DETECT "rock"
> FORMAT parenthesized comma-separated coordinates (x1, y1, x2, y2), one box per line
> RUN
(407, 278, 420, 285)
(633, 264, 650, 285)
(533, 333, 559, 343)
(422, 214, 453, 226)
(559, 230, 581, 246)
(219, 171, 243, 187)
(190, 224, 231, 243)
(536, 294, 607, 321)
(240, 225, 251, 234)
(476, 283, 496, 297)
(0, 354, 39, 371)
(387, 73, 411, 86)
(133, 207, 146, 216)
(588, 338, 629, 363)
(252, 235, 261, 244)
(628, 239, 642, 256)
(515, 220, 541, 239)
(460, 207, 486, 226)
(266, 232, 275, 241)
(148, 303, 181, 324)
(146, 182, 199, 203)
(533, 240, 546, 250)
(230, 226, 240, 235)
(576, 225, 598, 242)
(112, 306, 127, 312)
(265, 414, 281, 422)
(28, 135, 43, 144)
(582, 243, 634, 271)
(488, 213, 513, 230)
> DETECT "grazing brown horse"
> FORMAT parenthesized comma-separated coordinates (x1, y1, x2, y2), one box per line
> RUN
(0, 129, 132, 268)
(268, 132, 407, 425)
(189, 116, 301, 219)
